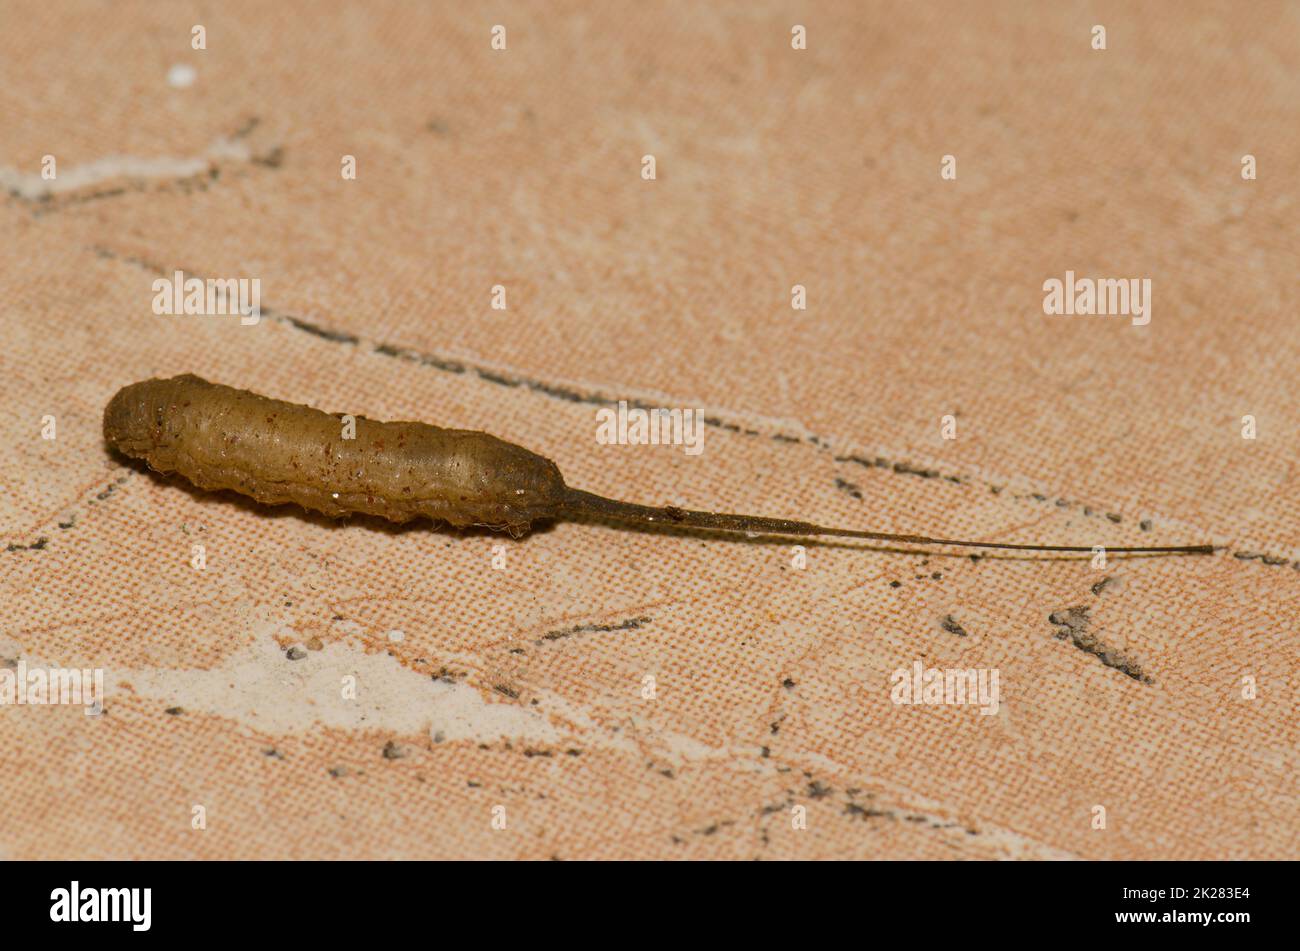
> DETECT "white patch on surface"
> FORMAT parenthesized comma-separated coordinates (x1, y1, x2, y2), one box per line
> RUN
(120, 627, 560, 744)
(0, 134, 251, 200)
(167, 63, 197, 88)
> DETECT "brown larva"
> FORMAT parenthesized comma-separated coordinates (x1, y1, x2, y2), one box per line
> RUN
(103, 375, 1213, 555)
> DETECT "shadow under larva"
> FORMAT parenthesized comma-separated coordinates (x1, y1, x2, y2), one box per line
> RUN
(103, 374, 1214, 556)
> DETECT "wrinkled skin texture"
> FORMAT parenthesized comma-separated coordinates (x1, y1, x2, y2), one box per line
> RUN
(103, 375, 567, 532)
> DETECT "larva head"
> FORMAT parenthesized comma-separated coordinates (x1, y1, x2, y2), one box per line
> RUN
(103, 375, 204, 457)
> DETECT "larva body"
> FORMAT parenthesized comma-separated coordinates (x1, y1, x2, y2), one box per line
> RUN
(103, 375, 567, 531)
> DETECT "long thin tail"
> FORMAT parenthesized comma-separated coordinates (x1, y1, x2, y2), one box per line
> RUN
(562, 489, 1215, 555)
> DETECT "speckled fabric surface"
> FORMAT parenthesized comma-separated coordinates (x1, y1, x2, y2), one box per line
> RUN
(1, 0, 1296, 860)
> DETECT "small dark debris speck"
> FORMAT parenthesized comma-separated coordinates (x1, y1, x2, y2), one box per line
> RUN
(807, 780, 833, 799)
(940, 615, 967, 637)
(382, 740, 407, 760)
(834, 477, 863, 500)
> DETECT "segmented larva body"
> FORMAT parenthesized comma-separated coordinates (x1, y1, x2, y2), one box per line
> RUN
(103, 374, 566, 532)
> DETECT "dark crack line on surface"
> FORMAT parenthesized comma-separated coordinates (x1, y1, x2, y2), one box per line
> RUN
(5, 537, 48, 553)
(88, 245, 1275, 564)
(703, 774, 982, 855)
(535, 614, 652, 645)
(1048, 605, 1151, 684)
(30, 175, 223, 216)
(1233, 551, 1293, 567)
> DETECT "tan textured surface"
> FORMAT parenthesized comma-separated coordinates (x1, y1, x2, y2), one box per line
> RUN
(1, 0, 1296, 859)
